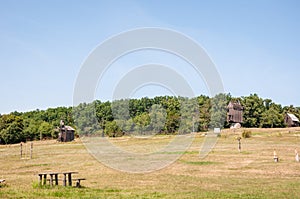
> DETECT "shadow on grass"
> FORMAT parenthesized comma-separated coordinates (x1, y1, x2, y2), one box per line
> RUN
(155, 151, 199, 155)
(180, 160, 219, 165)
(31, 181, 125, 198)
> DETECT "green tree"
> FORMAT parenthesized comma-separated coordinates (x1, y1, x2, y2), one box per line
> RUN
(23, 118, 41, 140)
(260, 103, 284, 128)
(164, 97, 180, 134)
(104, 120, 123, 137)
(95, 100, 113, 135)
(241, 94, 265, 127)
(38, 121, 54, 140)
(197, 95, 211, 131)
(209, 93, 229, 129)
(123, 118, 134, 133)
(111, 99, 131, 133)
(73, 102, 100, 135)
(0, 114, 24, 144)
(178, 97, 199, 134)
(133, 112, 150, 135)
(149, 104, 167, 134)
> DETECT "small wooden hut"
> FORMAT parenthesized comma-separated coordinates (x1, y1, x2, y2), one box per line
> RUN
(284, 113, 299, 127)
(227, 101, 243, 124)
(58, 120, 75, 142)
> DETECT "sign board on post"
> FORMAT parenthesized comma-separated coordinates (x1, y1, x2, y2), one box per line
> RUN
(214, 128, 221, 134)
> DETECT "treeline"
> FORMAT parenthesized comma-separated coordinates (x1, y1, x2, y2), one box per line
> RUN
(0, 94, 299, 144)
(0, 107, 73, 144)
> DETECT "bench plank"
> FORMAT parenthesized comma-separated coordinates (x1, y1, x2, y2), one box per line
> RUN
(73, 178, 86, 187)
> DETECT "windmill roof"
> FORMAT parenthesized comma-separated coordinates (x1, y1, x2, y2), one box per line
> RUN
(228, 101, 243, 110)
(64, 126, 75, 131)
(287, 113, 299, 122)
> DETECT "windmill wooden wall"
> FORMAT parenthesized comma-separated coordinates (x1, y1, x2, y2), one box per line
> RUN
(227, 101, 243, 124)
(284, 113, 299, 127)
(58, 120, 75, 142)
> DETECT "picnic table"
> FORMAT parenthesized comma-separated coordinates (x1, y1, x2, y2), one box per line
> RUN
(62, 171, 78, 186)
(38, 171, 85, 187)
(49, 172, 60, 186)
(38, 172, 48, 186)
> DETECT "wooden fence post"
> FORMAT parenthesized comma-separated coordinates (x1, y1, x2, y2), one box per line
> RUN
(30, 142, 33, 159)
(20, 143, 23, 159)
(237, 137, 241, 152)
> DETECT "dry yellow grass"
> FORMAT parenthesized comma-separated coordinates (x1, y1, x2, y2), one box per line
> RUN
(1, 127, 300, 198)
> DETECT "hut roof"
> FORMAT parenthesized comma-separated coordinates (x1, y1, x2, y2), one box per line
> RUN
(228, 101, 243, 110)
(287, 113, 299, 122)
(63, 126, 75, 131)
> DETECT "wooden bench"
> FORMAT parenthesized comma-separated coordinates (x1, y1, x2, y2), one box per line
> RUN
(73, 178, 86, 187)
(37, 172, 86, 187)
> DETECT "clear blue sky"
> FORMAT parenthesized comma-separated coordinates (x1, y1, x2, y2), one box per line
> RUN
(0, 0, 299, 114)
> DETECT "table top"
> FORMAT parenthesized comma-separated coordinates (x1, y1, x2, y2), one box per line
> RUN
(38, 171, 77, 175)
(48, 172, 60, 175)
(61, 171, 78, 174)
(38, 172, 49, 175)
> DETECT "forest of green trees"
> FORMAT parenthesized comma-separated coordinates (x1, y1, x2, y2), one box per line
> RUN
(0, 93, 299, 144)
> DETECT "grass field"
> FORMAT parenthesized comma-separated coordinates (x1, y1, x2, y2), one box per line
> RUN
(1, 128, 300, 198)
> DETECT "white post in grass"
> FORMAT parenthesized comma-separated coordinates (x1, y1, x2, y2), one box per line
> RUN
(295, 149, 299, 162)
(273, 150, 279, 162)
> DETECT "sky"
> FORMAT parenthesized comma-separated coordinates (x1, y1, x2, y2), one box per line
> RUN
(0, 0, 299, 114)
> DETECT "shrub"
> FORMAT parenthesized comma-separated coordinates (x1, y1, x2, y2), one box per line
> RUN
(242, 130, 252, 138)
(104, 121, 123, 137)
(277, 132, 282, 137)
